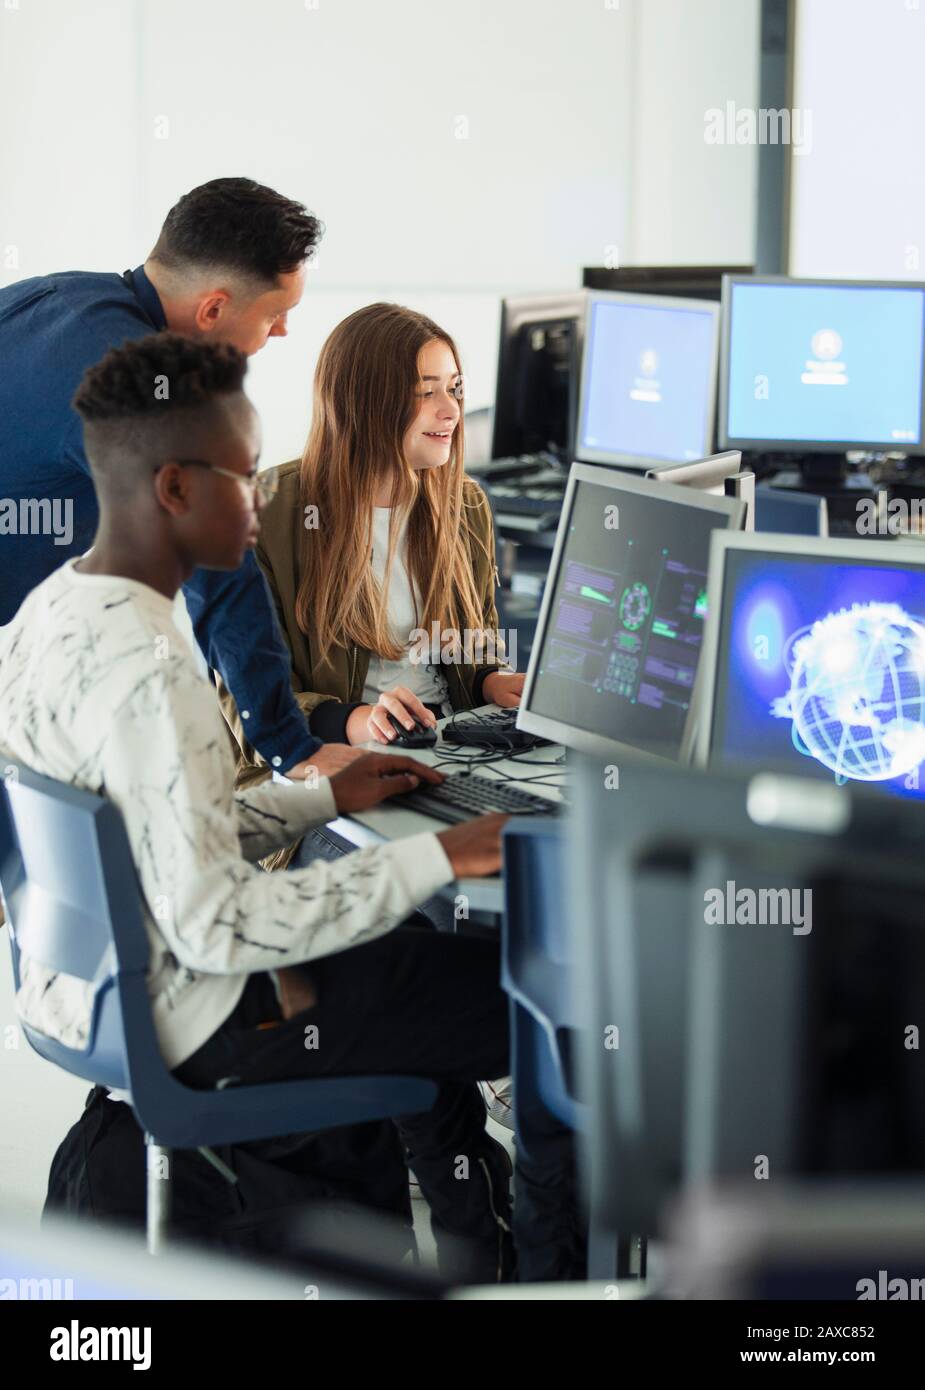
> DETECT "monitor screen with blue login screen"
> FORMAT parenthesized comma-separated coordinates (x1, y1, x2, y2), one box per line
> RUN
(576, 293, 720, 468)
(722, 279, 925, 450)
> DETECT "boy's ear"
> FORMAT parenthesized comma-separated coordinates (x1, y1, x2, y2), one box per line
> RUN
(153, 461, 193, 518)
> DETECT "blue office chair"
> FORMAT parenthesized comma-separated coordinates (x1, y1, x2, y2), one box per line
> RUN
(0, 762, 437, 1254)
(502, 819, 584, 1130)
(501, 818, 645, 1280)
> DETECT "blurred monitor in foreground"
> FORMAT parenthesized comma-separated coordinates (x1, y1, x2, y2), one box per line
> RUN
(569, 757, 925, 1234)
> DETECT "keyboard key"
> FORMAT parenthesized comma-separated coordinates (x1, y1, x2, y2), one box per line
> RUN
(397, 774, 561, 824)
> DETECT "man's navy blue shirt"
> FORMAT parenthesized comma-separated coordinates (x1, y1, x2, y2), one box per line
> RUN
(0, 264, 319, 769)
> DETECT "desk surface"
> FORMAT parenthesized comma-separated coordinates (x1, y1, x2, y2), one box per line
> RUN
(327, 707, 567, 914)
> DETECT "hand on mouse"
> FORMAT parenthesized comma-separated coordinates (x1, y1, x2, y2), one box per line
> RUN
(345, 686, 439, 745)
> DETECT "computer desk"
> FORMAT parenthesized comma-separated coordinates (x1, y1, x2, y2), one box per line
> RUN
(323, 706, 567, 915)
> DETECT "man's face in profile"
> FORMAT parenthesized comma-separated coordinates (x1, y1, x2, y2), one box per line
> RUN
(214, 263, 307, 356)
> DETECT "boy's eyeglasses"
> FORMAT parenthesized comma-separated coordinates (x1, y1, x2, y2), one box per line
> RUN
(166, 459, 279, 507)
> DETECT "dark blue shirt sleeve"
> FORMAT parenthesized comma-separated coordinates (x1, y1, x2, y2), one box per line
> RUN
(0, 269, 319, 769)
(182, 558, 321, 771)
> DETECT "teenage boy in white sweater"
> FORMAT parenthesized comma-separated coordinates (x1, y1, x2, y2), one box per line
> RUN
(0, 333, 525, 1280)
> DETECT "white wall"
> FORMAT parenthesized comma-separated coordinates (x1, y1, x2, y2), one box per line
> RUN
(626, 0, 760, 267)
(135, 0, 637, 462)
(0, 0, 761, 471)
(0, 0, 142, 272)
(790, 0, 925, 279)
(1, 0, 637, 465)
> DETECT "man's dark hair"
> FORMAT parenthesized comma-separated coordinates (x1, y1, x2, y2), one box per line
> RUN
(148, 177, 322, 285)
(74, 332, 247, 423)
(73, 333, 252, 497)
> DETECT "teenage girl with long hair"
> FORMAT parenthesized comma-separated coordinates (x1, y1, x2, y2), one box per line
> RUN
(217, 305, 589, 1279)
(221, 301, 523, 864)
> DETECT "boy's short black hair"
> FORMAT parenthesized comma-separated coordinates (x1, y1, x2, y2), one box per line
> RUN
(73, 332, 247, 423)
(72, 333, 253, 499)
(148, 177, 322, 285)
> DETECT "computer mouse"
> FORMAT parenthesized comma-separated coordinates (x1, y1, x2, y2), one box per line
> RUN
(386, 712, 438, 748)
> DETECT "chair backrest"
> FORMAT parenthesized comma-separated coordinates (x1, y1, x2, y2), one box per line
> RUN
(501, 818, 582, 1129)
(1, 760, 442, 1151)
(0, 761, 159, 1092)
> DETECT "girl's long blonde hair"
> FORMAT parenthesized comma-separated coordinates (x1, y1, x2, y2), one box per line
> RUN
(295, 302, 491, 660)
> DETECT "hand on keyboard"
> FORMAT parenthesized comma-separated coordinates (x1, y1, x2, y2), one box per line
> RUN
(481, 671, 525, 707)
(328, 752, 444, 813)
(437, 813, 508, 878)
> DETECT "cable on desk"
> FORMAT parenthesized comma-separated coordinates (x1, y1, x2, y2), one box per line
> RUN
(473, 761, 568, 790)
(428, 741, 568, 791)
(416, 711, 571, 804)
(429, 747, 512, 771)
(439, 707, 551, 760)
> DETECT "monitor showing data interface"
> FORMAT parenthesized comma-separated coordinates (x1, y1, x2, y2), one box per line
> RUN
(720, 276, 925, 452)
(698, 532, 925, 803)
(575, 291, 720, 468)
(517, 464, 745, 760)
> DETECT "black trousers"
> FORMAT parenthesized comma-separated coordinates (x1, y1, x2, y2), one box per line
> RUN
(174, 924, 515, 1279)
(174, 922, 584, 1281)
(175, 923, 507, 1088)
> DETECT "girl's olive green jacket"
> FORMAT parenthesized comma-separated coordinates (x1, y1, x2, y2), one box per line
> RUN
(218, 459, 506, 868)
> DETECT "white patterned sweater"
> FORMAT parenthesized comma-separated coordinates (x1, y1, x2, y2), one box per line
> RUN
(0, 560, 453, 1069)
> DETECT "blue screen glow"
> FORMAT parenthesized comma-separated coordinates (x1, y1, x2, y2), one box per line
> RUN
(579, 299, 718, 464)
(726, 281, 925, 447)
(711, 550, 925, 801)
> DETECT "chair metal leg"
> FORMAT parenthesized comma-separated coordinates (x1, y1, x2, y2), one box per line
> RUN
(197, 1145, 238, 1185)
(588, 1221, 647, 1281)
(587, 1217, 619, 1279)
(616, 1235, 635, 1279)
(145, 1136, 171, 1255)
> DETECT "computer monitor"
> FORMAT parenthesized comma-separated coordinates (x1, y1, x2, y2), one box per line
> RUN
(683, 813, 925, 1192)
(719, 275, 925, 453)
(575, 291, 721, 470)
(490, 292, 586, 460)
(646, 450, 755, 530)
(754, 483, 828, 537)
(516, 463, 745, 760)
(697, 531, 925, 801)
(569, 756, 925, 1233)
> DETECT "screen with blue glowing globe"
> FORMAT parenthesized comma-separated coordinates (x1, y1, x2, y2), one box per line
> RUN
(710, 550, 925, 800)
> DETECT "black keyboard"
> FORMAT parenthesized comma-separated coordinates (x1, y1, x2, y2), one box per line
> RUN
(442, 710, 552, 750)
(472, 451, 564, 482)
(482, 479, 567, 516)
(397, 773, 561, 824)
(827, 516, 885, 539)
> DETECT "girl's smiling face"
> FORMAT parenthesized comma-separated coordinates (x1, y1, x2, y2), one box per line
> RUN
(403, 338, 463, 472)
